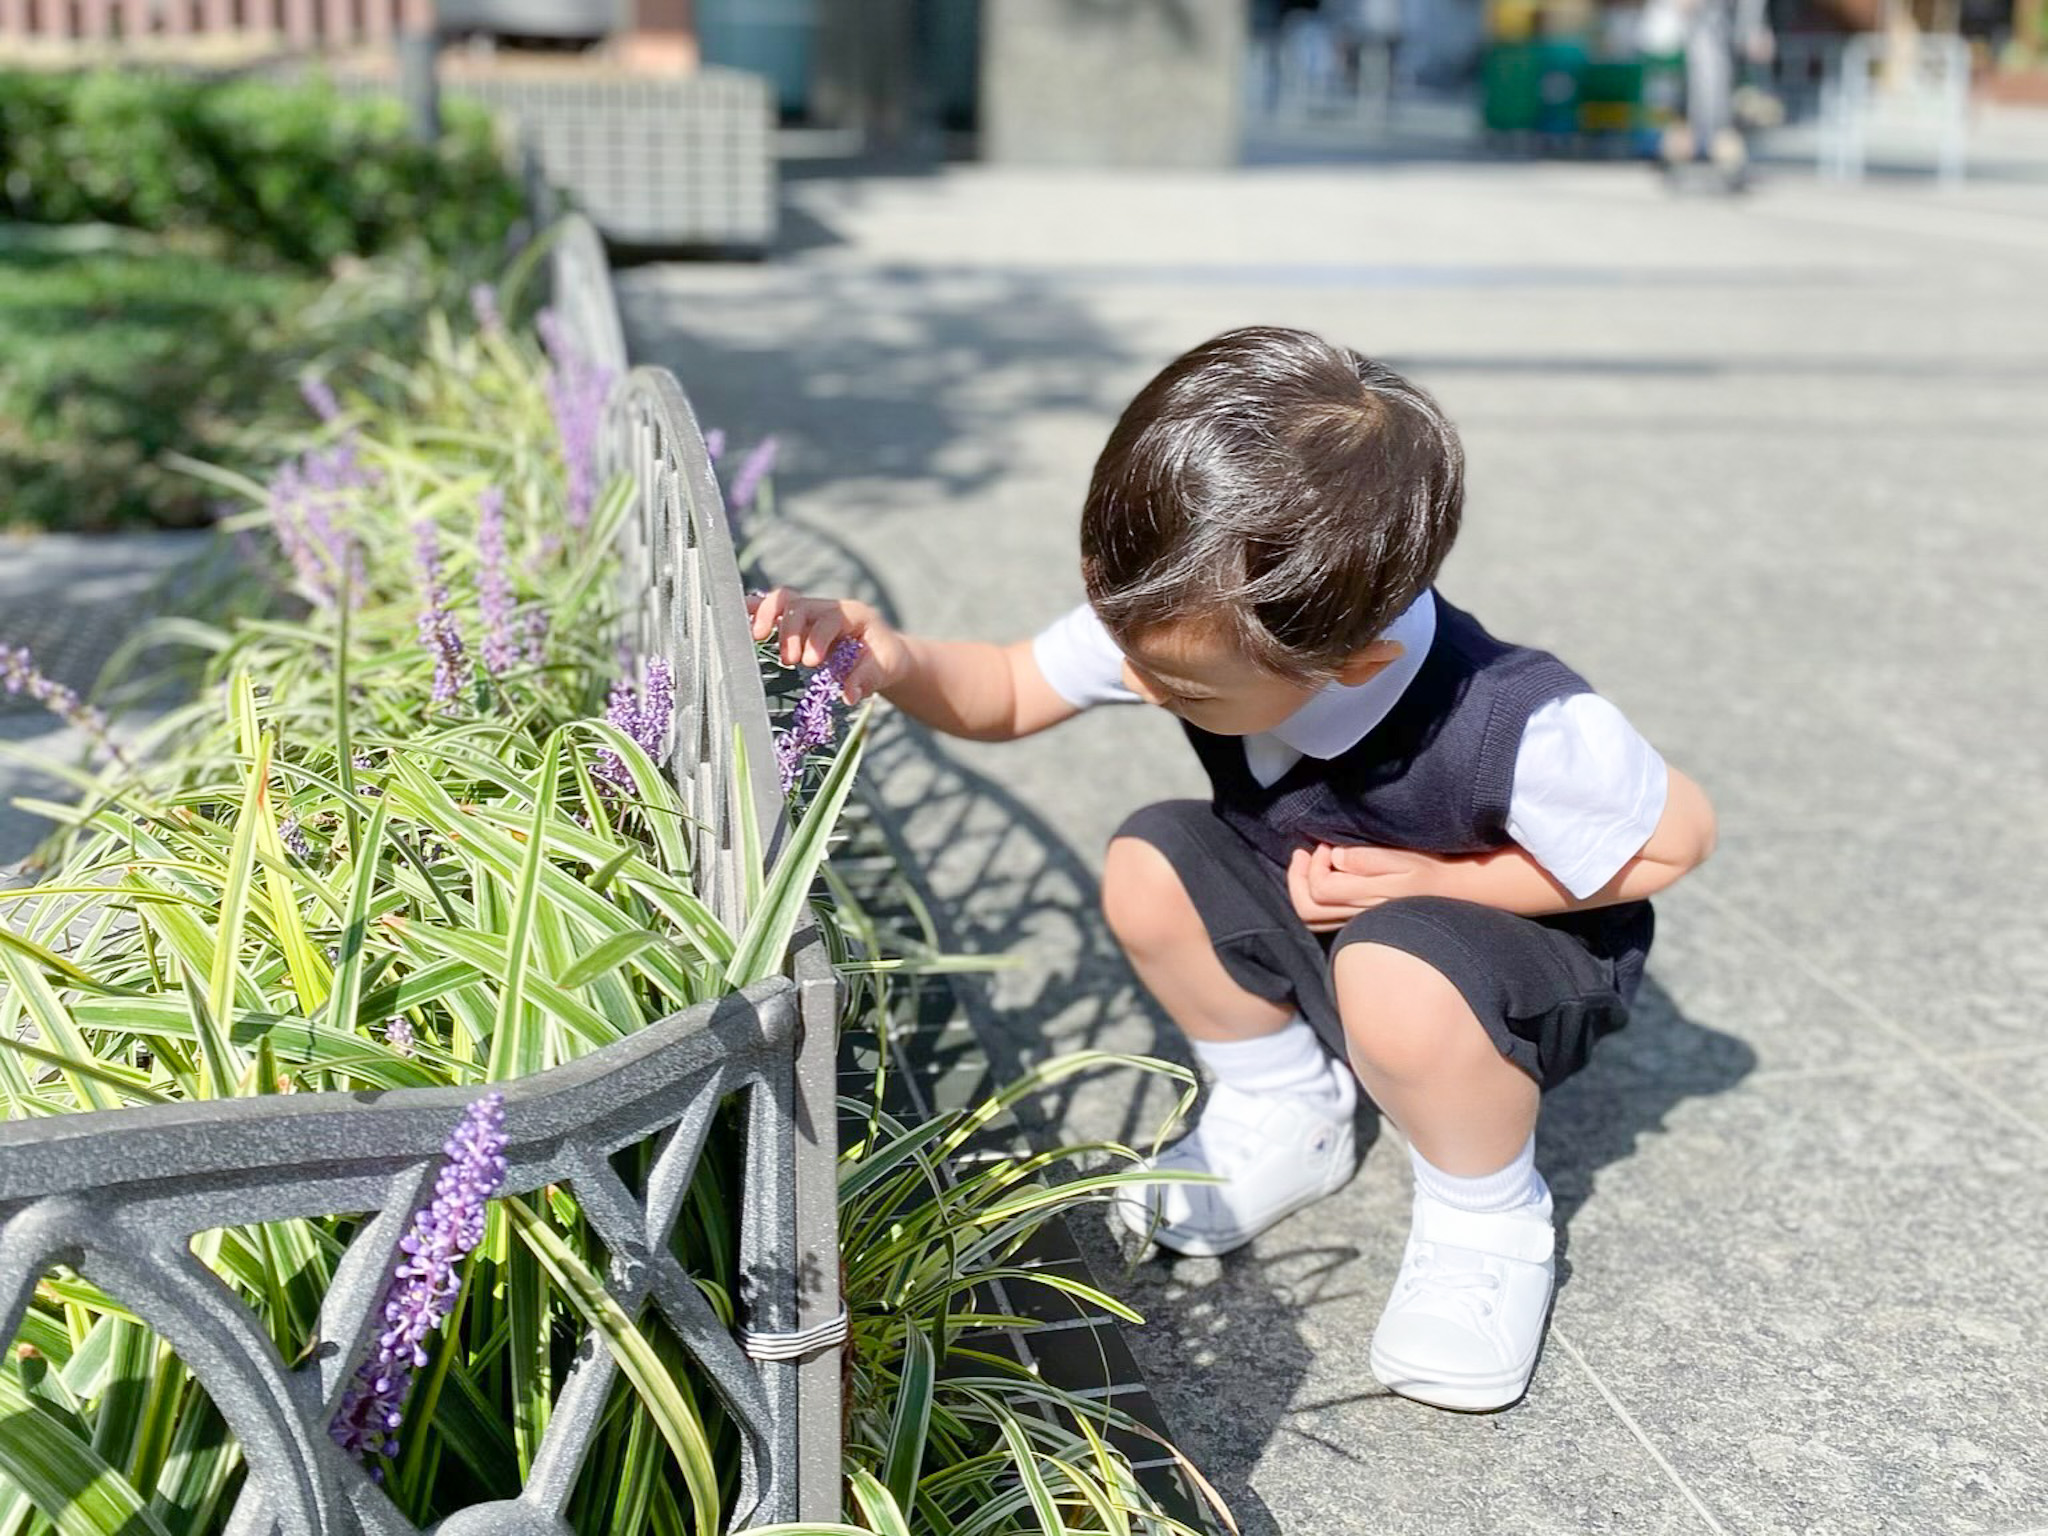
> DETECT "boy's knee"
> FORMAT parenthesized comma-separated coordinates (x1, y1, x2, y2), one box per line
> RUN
(1332, 931, 1481, 1083)
(1101, 832, 1199, 956)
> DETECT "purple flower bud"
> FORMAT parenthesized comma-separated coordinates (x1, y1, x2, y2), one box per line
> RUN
(280, 816, 313, 862)
(475, 488, 516, 678)
(594, 657, 676, 799)
(2, 644, 112, 748)
(413, 520, 470, 709)
(702, 427, 726, 463)
(383, 1017, 414, 1057)
(300, 373, 341, 424)
(268, 437, 374, 610)
(329, 1093, 508, 1475)
(523, 609, 549, 668)
(538, 309, 616, 532)
(775, 639, 863, 796)
(727, 436, 778, 514)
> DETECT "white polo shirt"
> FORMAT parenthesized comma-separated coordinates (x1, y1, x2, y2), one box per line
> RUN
(1031, 591, 1668, 900)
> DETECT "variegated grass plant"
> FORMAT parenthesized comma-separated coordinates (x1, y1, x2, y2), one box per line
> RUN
(0, 264, 1224, 1536)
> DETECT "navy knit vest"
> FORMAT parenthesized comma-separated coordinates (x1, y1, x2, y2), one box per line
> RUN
(1184, 594, 1596, 866)
(1183, 592, 1654, 997)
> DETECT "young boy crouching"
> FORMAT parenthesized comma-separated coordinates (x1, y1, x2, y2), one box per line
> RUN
(749, 325, 1716, 1412)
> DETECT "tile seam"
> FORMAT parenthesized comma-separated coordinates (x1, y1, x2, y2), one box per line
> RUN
(1688, 883, 2048, 1147)
(1550, 1325, 1732, 1536)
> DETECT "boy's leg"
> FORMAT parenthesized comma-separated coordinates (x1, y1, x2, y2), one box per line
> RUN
(1329, 896, 1635, 1412)
(1332, 941, 1536, 1175)
(1101, 834, 1294, 1045)
(1103, 804, 1360, 1257)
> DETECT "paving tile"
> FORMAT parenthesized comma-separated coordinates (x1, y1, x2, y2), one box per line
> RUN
(1953, 1049, 2048, 1138)
(1550, 1064, 2048, 1536)
(1085, 1184, 1722, 1536)
(1682, 821, 2048, 1064)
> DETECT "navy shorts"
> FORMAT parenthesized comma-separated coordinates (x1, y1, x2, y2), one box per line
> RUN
(1115, 801, 1654, 1091)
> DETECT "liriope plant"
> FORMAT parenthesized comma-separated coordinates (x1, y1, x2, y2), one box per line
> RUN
(0, 246, 1231, 1536)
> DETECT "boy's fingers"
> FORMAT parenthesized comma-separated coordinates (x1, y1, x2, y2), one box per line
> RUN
(802, 610, 847, 668)
(841, 653, 881, 706)
(750, 586, 796, 642)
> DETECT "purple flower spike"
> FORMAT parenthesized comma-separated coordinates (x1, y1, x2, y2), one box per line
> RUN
(268, 437, 374, 610)
(470, 283, 502, 335)
(300, 374, 341, 424)
(775, 639, 864, 796)
(537, 309, 616, 532)
(475, 488, 516, 678)
(413, 520, 470, 709)
(727, 436, 778, 513)
(329, 1093, 508, 1477)
(280, 816, 313, 862)
(383, 1016, 415, 1057)
(702, 427, 726, 463)
(523, 610, 549, 668)
(594, 657, 676, 799)
(3, 644, 109, 744)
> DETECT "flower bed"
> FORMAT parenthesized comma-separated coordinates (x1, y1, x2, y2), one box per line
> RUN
(0, 229, 1222, 1535)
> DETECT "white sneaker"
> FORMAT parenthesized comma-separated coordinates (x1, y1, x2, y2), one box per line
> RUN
(1115, 1069, 1357, 1258)
(1368, 1186, 1557, 1411)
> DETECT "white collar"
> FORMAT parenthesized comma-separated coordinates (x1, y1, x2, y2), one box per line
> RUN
(1261, 589, 1437, 760)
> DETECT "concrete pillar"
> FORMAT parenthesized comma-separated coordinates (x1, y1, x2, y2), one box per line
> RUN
(980, 0, 1249, 168)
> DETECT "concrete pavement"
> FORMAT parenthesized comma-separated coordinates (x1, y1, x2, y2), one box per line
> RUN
(622, 150, 2048, 1536)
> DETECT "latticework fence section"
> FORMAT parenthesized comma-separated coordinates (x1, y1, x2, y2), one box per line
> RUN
(0, 0, 424, 49)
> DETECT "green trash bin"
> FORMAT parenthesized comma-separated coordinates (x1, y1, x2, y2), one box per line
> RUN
(1531, 36, 1588, 136)
(1482, 41, 1544, 133)
(1578, 57, 1641, 138)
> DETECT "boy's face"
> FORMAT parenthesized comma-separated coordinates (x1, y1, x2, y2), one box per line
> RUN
(1116, 619, 1403, 737)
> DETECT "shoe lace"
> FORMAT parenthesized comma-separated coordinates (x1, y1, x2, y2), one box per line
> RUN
(1397, 1243, 1504, 1318)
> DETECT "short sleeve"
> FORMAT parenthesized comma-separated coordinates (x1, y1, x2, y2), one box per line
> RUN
(1506, 694, 1669, 901)
(1030, 604, 1141, 709)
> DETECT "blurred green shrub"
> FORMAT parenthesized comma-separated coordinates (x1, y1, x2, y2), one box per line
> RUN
(0, 68, 524, 270)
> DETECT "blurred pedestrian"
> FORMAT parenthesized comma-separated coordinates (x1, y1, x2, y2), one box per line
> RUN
(1644, 0, 1776, 183)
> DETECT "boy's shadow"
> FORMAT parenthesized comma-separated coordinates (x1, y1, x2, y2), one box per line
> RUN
(755, 513, 1755, 1536)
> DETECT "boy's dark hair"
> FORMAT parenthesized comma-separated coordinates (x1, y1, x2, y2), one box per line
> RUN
(1080, 326, 1463, 684)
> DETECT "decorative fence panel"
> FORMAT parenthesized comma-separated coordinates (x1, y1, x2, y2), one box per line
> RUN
(0, 214, 843, 1530)
(0, 0, 425, 49)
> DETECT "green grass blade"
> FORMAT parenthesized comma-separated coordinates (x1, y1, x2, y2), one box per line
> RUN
(883, 1326, 935, 1517)
(847, 1468, 915, 1536)
(503, 1195, 723, 1536)
(0, 948, 116, 1112)
(997, 1415, 1072, 1536)
(554, 929, 679, 993)
(725, 705, 869, 987)
(325, 795, 392, 1039)
(0, 1369, 175, 1536)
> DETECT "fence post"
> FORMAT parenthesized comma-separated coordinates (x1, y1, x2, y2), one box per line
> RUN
(398, 0, 439, 141)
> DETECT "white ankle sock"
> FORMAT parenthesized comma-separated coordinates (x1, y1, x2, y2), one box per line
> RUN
(1193, 1019, 1354, 1113)
(1409, 1135, 1547, 1216)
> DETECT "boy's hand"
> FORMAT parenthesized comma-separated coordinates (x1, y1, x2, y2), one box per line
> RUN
(1287, 842, 1441, 931)
(746, 588, 909, 706)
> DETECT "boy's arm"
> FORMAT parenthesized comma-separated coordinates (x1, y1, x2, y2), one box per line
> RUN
(887, 635, 1083, 741)
(748, 588, 1080, 742)
(1291, 766, 1716, 923)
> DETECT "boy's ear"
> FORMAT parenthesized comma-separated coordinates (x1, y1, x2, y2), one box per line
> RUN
(1333, 640, 1404, 686)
